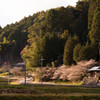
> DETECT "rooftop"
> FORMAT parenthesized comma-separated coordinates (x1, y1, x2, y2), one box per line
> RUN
(15, 62, 25, 67)
(89, 66, 100, 72)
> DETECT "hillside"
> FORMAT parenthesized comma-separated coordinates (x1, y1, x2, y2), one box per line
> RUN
(0, 0, 100, 67)
(22, 0, 89, 67)
(0, 11, 46, 63)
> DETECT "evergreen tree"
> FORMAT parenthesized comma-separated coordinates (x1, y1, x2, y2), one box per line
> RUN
(43, 32, 60, 64)
(88, 0, 100, 31)
(63, 37, 74, 65)
(89, 9, 100, 42)
(78, 42, 98, 61)
(73, 43, 81, 62)
(0, 26, 2, 30)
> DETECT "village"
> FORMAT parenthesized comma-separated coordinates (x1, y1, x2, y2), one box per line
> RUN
(0, 59, 100, 87)
(0, 0, 100, 99)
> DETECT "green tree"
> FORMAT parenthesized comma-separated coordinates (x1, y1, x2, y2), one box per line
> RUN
(63, 37, 74, 65)
(45, 9, 57, 32)
(88, 0, 99, 31)
(61, 30, 70, 40)
(3, 37, 8, 43)
(43, 33, 60, 65)
(73, 43, 81, 62)
(0, 26, 2, 30)
(78, 42, 98, 61)
(89, 9, 100, 42)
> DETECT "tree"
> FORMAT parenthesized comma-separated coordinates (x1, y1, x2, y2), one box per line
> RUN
(61, 30, 70, 40)
(15, 1, 89, 67)
(73, 43, 81, 62)
(43, 32, 60, 65)
(63, 37, 74, 65)
(22, 32, 60, 67)
(63, 35, 80, 65)
(89, 9, 100, 42)
(0, 38, 16, 62)
(3, 37, 8, 43)
(45, 9, 57, 32)
(0, 26, 2, 30)
(27, 36, 45, 67)
(88, 0, 99, 31)
(77, 42, 98, 61)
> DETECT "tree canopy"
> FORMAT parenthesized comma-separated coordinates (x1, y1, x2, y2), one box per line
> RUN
(0, 0, 99, 66)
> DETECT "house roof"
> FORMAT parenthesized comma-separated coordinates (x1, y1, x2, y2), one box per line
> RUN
(89, 66, 100, 72)
(15, 62, 25, 67)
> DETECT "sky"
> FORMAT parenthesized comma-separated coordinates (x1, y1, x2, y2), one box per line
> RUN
(0, 0, 78, 28)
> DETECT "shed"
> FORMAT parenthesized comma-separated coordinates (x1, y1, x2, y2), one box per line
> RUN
(88, 66, 100, 79)
(14, 62, 26, 70)
(15, 62, 25, 68)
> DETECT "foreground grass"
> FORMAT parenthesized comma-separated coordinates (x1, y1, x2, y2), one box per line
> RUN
(0, 85, 99, 100)
(0, 85, 99, 94)
(50, 80, 83, 85)
(0, 95, 100, 100)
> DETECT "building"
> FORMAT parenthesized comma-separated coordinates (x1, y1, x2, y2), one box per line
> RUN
(15, 62, 25, 68)
(14, 62, 25, 71)
(88, 66, 100, 79)
(82, 66, 100, 86)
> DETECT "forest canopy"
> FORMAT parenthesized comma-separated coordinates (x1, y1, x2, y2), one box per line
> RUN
(0, 0, 99, 67)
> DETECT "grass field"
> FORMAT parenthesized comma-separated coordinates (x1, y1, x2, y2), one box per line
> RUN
(0, 73, 100, 100)
(0, 85, 99, 100)
(0, 95, 100, 100)
(0, 85, 100, 94)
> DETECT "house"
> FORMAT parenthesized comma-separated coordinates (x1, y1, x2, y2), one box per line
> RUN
(14, 62, 25, 70)
(15, 62, 25, 68)
(83, 66, 100, 86)
(88, 66, 100, 79)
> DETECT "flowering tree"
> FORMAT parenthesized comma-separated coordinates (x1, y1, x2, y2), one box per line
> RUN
(34, 59, 97, 82)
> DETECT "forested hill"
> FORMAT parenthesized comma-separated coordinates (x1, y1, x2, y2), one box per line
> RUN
(0, 11, 46, 63)
(22, 0, 89, 67)
(0, 0, 99, 67)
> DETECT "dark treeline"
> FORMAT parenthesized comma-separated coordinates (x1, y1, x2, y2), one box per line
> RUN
(0, 15, 36, 63)
(0, 0, 100, 67)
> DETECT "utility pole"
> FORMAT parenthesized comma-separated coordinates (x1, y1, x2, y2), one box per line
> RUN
(5, 62, 10, 85)
(8, 62, 10, 85)
(24, 61, 26, 85)
(96, 41, 100, 61)
(40, 57, 45, 86)
(8, 67, 10, 85)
